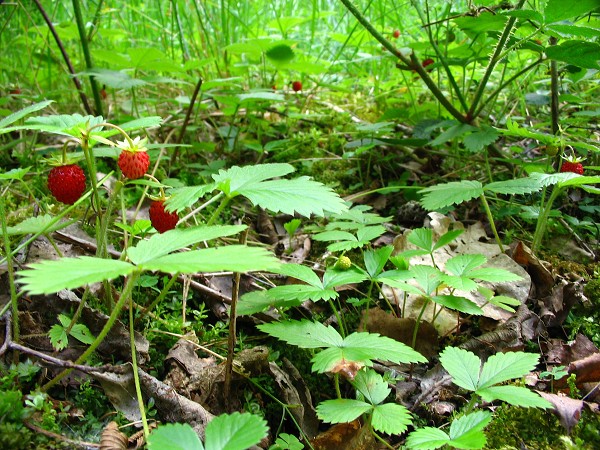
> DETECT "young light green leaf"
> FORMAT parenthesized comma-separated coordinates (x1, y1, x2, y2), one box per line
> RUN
(484, 177, 543, 195)
(340, 332, 427, 366)
(487, 295, 521, 312)
(266, 284, 338, 303)
(213, 163, 295, 195)
(127, 225, 247, 265)
(322, 268, 368, 289)
(313, 230, 356, 243)
(448, 410, 492, 449)
(164, 184, 215, 213)
(558, 175, 600, 189)
(420, 180, 484, 210)
(410, 265, 443, 296)
(5, 215, 75, 236)
(364, 246, 394, 278)
(48, 325, 69, 351)
(316, 399, 372, 424)
(139, 245, 279, 274)
(477, 385, 552, 409)
(272, 263, 323, 287)
(354, 369, 390, 406)
(147, 423, 203, 450)
(439, 347, 481, 391)
(371, 403, 412, 435)
(433, 229, 465, 250)
(258, 320, 344, 349)
(467, 267, 522, 283)
(407, 228, 433, 252)
(204, 412, 268, 450)
(478, 351, 540, 389)
(238, 291, 297, 316)
(19, 257, 135, 295)
(0, 100, 53, 131)
(405, 427, 451, 449)
(444, 254, 487, 276)
(545, 0, 599, 23)
(58, 314, 95, 345)
(432, 295, 483, 315)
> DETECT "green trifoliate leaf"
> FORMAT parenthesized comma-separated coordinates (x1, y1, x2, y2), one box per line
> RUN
(139, 245, 279, 274)
(57, 314, 94, 345)
(258, 320, 344, 349)
(266, 284, 338, 303)
(147, 423, 203, 450)
(478, 351, 540, 389)
(439, 347, 481, 391)
(128, 225, 248, 265)
(272, 263, 323, 287)
(558, 175, 600, 189)
(204, 412, 268, 450)
(322, 267, 368, 289)
(420, 180, 484, 210)
(338, 332, 427, 366)
(22, 113, 105, 138)
(317, 399, 372, 424)
(48, 325, 69, 351)
(371, 403, 412, 435)
(463, 127, 499, 153)
(405, 427, 452, 449)
(466, 267, 522, 283)
(448, 410, 492, 448)
(477, 385, 552, 408)
(407, 227, 434, 252)
(487, 295, 521, 312)
(444, 254, 487, 276)
(434, 229, 465, 250)
(19, 257, 135, 295)
(410, 265, 443, 296)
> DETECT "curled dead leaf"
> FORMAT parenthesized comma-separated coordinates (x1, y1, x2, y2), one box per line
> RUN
(99, 421, 128, 450)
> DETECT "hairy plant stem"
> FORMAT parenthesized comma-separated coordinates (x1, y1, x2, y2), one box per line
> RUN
(411, 298, 430, 351)
(42, 270, 142, 392)
(206, 196, 231, 226)
(71, 0, 104, 116)
(479, 194, 504, 253)
(549, 37, 560, 136)
(467, 0, 527, 120)
(130, 293, 150, 438)
(0, 197, 20, 360)
(338, 0, 465, 122)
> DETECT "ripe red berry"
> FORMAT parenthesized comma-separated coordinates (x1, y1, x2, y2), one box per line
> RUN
(560, 161, 584, 175)
(149, 200, 178, 233)
(292, 81, 302, 92)
(47, 164, 86, 205)
(393, 29, 400, 38)
(118, 149, 150, 179)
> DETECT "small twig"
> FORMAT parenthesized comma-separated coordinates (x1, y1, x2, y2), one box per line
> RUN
(24, 420, 100, 449)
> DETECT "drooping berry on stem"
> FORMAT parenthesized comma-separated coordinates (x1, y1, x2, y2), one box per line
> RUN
(47, 164, 86, 205)
(149, 200, 178, 233)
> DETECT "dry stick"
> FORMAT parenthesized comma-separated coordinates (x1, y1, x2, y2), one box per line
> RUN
(223, 227, 249, 410)
(171, 76, 204, 163)
(31, 0, 93, 116)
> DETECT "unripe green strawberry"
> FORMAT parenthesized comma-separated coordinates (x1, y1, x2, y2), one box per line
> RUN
(117, 136, 150, 179)
(334, 255, 352, 270)
(47, 164, 86, 204)
(149, 200, 178, 233)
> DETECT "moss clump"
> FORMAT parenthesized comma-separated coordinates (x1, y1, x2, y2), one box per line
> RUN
(485, 405, 600, 450)
(583, 278, 600, 306)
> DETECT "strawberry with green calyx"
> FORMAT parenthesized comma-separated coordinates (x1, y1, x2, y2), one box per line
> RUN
(117, 136, 150, 180)
(559, 154, 584, 175)
(46, 151, 87, 205)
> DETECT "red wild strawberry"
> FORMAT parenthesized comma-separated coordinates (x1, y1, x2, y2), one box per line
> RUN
(422, 58, 435, 70)
(47, 164, 86, 205)
(149, 200, 178, 233)
(292, 81, 302, 92)
(393, 29, 400, 38)
(117, 136, 150, 179)
(560, 161, 584, 175)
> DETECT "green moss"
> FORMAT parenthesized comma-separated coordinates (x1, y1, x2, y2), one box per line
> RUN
(485, 405, 600, 450)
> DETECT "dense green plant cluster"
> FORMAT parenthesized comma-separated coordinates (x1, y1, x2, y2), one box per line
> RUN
(1, 0, 599, 448)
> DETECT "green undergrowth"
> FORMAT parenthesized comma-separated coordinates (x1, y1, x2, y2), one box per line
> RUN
(485, 404, 600, 450)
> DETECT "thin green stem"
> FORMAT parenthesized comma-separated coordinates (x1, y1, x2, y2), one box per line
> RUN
(532, 186, 563, 253)
(71, 0, 103, 116)
(42, 270, 142, 392)
(130, 293, 150, 438)
(479, 194, 504, 253)
(206, 196, 231, 226)
(411, 298, 430, 350)
(334, 373, 342, 399)
(467, 0, 526, 120)
(0, 197, 20, 351)
(338, 0, 465, 122)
